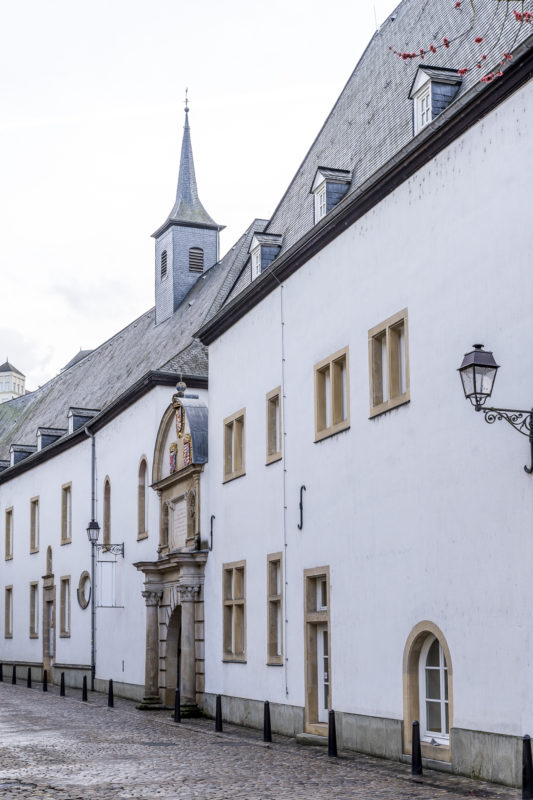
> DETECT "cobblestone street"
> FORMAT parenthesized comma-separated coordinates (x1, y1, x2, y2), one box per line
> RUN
(0, 682, 521, 799)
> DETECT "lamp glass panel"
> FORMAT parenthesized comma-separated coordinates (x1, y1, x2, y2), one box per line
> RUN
(460, 367, 475, 398)
(474, 366, 497, 398)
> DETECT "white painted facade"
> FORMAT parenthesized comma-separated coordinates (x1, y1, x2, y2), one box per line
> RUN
(202, 76, 533, 773)
(0, 384, 207, 692)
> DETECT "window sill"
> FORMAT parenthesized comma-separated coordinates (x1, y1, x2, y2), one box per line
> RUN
(222, 468, 246, 484)
(137, 531, 149, 541)
(314, 420, 350, 443)
(369, 393, 410, 419)
(29, 632, 38, 639)
(30, 547, 39, 555)
(61, 538, 72, 546)
(421, 741, 451, 763)
(5, 555, 12, 561)
(59, 632, 71, 638)
(222, 656, 247, 663)
(265, 452, 282, 466)
(266, 658, 283, 667)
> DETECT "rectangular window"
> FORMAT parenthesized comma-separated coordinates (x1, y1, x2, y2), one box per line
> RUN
(61, 484, 72, 544)
(29, 582, 39, 638)
(223, 561, 246, 661)
(267, 554, 283, 665)
(30, 497, 39, 553)
(314, 184, 327, 222)
(314, 347, 350, 442)
(5, 586, 13, 638)
(266, 387, 282, 464)
(223, 409, 246, 482)
(60, 576, 71, 637)
(251, 248, 261, 280)
(5, 508, 13, 560)
(368, 309, 409, 417)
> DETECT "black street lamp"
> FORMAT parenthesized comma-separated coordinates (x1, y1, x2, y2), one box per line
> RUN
(86, 519, 100, 691)
(458, 344, 533, 474)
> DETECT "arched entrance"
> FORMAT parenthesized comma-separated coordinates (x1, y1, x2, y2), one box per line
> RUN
(164, 605, 182, 706)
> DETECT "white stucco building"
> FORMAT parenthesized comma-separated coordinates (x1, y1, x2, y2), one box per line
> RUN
(1, 0, 533, 787)
(0, 361, 25, 404)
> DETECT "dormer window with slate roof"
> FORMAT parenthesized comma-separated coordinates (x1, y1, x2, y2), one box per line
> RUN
(311, 168, 352, 224)
(409, 66, 463, 135)
(249, 233, 283, 282)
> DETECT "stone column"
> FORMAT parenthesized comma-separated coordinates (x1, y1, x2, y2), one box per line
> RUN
(179, 583, 200, 707)
(137, 589, 163, 709)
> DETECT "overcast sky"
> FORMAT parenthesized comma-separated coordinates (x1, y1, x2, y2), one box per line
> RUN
(1, 0, 400, 390)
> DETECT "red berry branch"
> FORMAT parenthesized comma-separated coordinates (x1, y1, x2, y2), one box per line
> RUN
(388, 0, 531, 83)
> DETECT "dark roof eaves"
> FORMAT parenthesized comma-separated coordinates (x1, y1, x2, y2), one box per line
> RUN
(0, 370, 208, 485)
(197, 38, 533, 345)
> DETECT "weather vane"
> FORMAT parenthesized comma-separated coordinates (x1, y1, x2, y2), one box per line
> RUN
(184, 88, 189, 113)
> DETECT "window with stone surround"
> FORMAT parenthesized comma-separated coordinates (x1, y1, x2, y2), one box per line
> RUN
(30, 497, 39, 553)
(223, 409, 245, 483)
(368, 309, 409, 417)
(5, 586, 13, 638)
(138, 458, 149, 540)
(314, 347, 350, 442)
(29, 582, 39, 638)
(266, 387, 282, 464)
(223, 561, 246, 662)
(61, 484, 72, 544)
(5, 508, 13, 560)
(60, 576, 71, 637)
(267, 554, 283, 665)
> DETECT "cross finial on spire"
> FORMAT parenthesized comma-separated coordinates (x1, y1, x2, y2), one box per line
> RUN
(184, 88, 189, 114)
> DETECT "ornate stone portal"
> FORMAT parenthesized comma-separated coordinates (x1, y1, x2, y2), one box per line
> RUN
(135, 392, 209, 712)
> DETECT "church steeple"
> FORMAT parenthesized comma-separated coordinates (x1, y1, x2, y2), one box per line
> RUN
(153, 96, 223, 326)
(153, 99, 221, 238)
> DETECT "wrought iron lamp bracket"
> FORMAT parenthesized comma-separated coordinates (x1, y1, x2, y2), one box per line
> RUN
(476, 406, 533, 474)
(96, 542, 125, 557)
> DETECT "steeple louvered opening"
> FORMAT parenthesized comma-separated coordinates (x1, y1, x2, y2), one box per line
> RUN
(189, 247, 204, 273)
(161, 250, 168, 280)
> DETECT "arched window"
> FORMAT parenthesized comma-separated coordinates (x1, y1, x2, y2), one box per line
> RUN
(189, 247, 204, 273)
(161, 250, 168, 280)
(419, 635, 449, 743)
(403, 621, 453, 760)
(103, 478, 111, 548)
(138, 458, 148, 538)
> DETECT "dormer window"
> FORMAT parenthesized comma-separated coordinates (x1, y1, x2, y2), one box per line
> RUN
(161, 250, 168, 280)
(311, 168, 352, 224)
(249, 233, 283, 282)
(409, 66, 462, 136)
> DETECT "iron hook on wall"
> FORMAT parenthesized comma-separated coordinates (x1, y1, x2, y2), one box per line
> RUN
(297, 485, 306, 530)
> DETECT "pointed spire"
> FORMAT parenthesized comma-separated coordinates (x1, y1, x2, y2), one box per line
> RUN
(164, 94, 219, 229)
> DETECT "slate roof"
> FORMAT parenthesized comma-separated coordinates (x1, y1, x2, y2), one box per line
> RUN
(61, 350, 94, 372)
(0, 219, 261, 462)
(226, 0, 533, 295)
(0, 361, 24, 377)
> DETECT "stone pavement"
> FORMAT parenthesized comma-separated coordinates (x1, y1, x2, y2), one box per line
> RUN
(0, 682, 521, 799)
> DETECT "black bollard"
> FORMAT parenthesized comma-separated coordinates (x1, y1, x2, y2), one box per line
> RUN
(60, 672, 65, 697)
(523, 735, 533, 799)
(82, 675, 88, 702)
(328, 709, 338, 757)
(108, 679, 114, 708)
(0, 663, 3, 682)
(43, 669, 48, 692)
(174, 689, 181, 723)
(411, 720, 423, 776)
(27, 667, 31, 688)
(215, 694, 223, 732)
(12, 665, 16, 685)
(263, 700, 272, 743)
